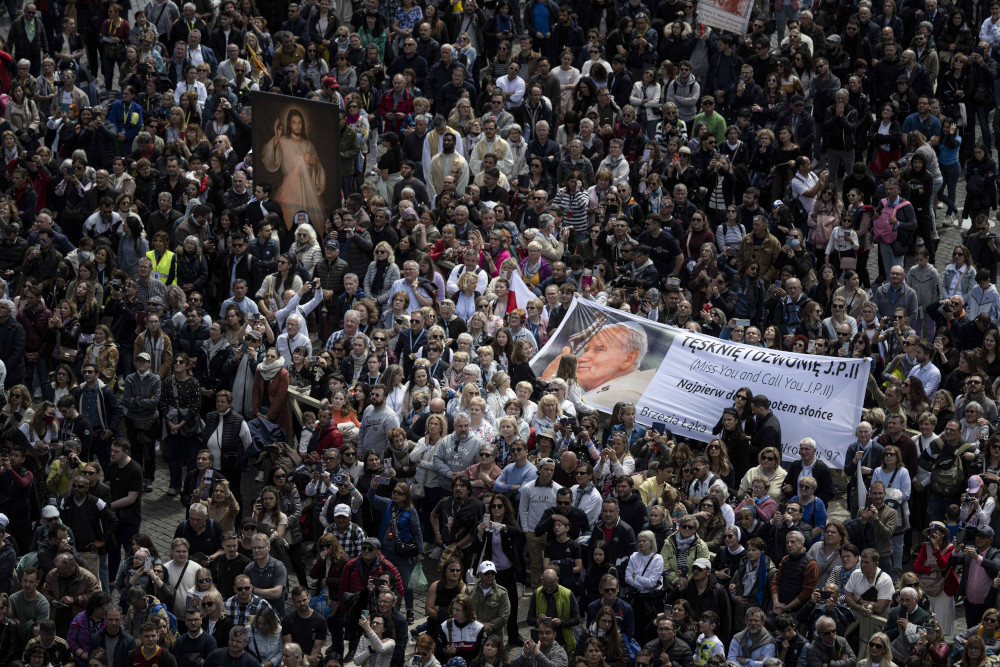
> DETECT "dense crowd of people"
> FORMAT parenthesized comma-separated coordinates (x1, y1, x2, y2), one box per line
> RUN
(5, 0, 1000, 667)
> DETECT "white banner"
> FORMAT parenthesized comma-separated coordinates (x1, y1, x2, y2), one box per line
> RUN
(532, 299, 868, 469)
(697, 1, 753, 36)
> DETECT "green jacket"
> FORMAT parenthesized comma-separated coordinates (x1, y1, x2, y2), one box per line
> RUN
(535, 585, 576, 652)
(340, 123, 361, 177)
(661, 535, 711, 589)
(471, 582, 511, 644)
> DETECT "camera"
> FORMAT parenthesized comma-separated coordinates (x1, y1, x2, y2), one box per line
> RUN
(943, 304, 953, 312)
(111, 280, 122, 290)
(820, 589, 832, 600)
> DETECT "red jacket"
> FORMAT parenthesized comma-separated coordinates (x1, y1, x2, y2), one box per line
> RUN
(376, 89, 414, 135)
(912, 542, 958, 596)
(337, 554, 405, 605)
(17, 303, 51, 355)
(252, 367, 291, 436)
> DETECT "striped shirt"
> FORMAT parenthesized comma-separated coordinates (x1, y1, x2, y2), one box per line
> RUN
(551, 188, 590, 233)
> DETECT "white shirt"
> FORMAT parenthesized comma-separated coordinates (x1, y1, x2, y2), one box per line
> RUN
(496, 75, 526, 109)
(844, 567, 894, 602)
(446, 263, 488, 295)
(791, 171, 819, 215)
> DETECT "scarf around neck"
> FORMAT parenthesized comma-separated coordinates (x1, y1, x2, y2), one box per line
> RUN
(258, 357, 285, 381)
(204, 336, 230, 365)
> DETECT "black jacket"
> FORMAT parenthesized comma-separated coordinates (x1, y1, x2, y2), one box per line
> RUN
(586, 519, 637, 572)
(752, 412, 782, 451)
(666, 574, 732, 642)
(90, 628, 137, 667)
(644, 637, 693, 667)
(948, 544, 1000, 598)
(0, 316, 25, 386)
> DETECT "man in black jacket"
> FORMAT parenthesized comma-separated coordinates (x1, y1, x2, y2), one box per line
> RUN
(535, 487, 591, 541)
(245, 182, 284, 231)
(9, 4, 47, 75)
(58, 473, 118, 584)
(215, 233, 265, 301)
(781, 438, 835, 504)
(73, 365, 124, 471)
(642, 614, 694, 667)
(615, 476, 649, 537)
(751, 395, 782, 450)
(586, 498, 637, 572)
(0, 299, 24, 388)
(89, 605, 137, 667)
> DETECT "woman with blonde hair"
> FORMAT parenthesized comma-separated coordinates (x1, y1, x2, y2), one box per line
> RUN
(447, 382, 483, 419)
(485, 257, 521, 299)
(0, 384, 33, 432)
(468, 396, 495, 441)
(205, 480, 240, 533)
(165, 106, 187, 143)
(69, 278, 101, 334)
(291, 222, 322, 274)
(859, 632, 893, 667)
(283, 643, 311, 667)
(907, 620, 949, 667)
(185, 566, 217, 608)
(531, 393, 561, 434)
(467, 311, 491, 350)
(485, 371, 516, 418)
(199, 589, 233, 646)
(448, 98, 476, 136)
(736, 447, 787, 499)
(364, 242, 401, 308)
(21, 401, 59, 449)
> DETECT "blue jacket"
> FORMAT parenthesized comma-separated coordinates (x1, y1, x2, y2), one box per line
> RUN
(108, 99, 144, 144)
(366, 485, 423, 551)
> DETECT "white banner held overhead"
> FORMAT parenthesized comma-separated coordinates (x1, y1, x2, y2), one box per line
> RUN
(532, 299, 868, 470)
(697, 1, 753, 37)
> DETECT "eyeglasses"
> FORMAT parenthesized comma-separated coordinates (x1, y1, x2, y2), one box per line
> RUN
(869, 643, 884, 649)
(680, 524, 696, 530)
(71, 483, 88, 488)
(361, 545, 376, 552)
(235, 586, 251, 591)
(199, 578, 212, 583)
(479, 452, 493, 457)
(557, 500, 571, 506)
(761, 456, 776, 461)
(575, 471, 589, 476)
(274, 473, 287, 479)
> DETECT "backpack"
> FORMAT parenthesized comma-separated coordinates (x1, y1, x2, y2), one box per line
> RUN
(931, 443, 975, 496)
(622, 633, 642, 660)
(783, 174, 809, 229)
(143, 598, 178, 632)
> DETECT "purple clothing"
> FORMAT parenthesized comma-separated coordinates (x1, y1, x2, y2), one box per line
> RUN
(68, 610, 105, 666)
(519, 256, 552, 287)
